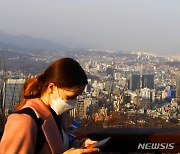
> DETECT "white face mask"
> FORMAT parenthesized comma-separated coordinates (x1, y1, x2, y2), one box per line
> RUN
(50, 87, 77, 115)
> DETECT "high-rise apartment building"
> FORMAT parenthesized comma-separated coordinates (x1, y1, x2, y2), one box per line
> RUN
(176, 76, 180, 98)
(5, 79, 25, 112)
(129, 74, 140, 91)
(142, 74, 154, 89)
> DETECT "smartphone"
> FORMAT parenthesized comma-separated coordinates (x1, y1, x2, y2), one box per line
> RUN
(93, 137, 112, 148)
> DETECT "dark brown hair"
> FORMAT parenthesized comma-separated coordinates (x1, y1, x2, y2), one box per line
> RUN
(18, 58, 87, 109)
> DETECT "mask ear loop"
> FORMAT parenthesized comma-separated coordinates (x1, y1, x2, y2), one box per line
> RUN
(55, 86, 59, 97)
(56, 86, 64, 100)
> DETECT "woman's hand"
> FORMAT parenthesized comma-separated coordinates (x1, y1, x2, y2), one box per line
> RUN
(84, 139, 97, 149)
(63, 147, 99, 154)
(63, 139, 99, 153)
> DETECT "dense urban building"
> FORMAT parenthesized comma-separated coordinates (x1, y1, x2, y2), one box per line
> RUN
(142, 74, 154, 89)
(176, 76, 180, 98)
(4, 79, 25, 113)
(129, 74, 140, 91)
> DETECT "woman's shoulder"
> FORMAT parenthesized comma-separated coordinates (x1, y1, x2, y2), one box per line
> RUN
(8, 112, 37, 127)
(4, 112, 38, 137)
(23, 98, 51, 119)
(0, 112, 38, 154)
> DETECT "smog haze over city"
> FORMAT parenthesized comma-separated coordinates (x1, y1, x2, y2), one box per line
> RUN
(0, 1, 180, 152)
(0, 0, 180, 55)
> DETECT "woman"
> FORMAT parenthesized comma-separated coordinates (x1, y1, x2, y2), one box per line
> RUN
(0, 58, 99, 154)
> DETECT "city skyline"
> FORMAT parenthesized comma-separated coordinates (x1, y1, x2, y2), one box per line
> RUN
(0, 48, 179, 129)
(0, 0, 180, 54)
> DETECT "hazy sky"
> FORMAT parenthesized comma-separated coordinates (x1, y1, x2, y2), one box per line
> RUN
(0, 0, 180, 54)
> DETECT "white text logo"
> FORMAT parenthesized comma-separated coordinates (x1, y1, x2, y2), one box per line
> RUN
(138, 143, 175, 150)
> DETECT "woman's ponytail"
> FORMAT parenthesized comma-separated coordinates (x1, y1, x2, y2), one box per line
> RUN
(23, 77, 41, 99)
(16, 74, 45, 111)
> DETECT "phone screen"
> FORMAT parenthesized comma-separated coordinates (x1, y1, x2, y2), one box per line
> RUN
(93, 137, 112, 148)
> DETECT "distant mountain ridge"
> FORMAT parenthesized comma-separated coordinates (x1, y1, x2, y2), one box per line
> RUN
(0, 30, 69, 51)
